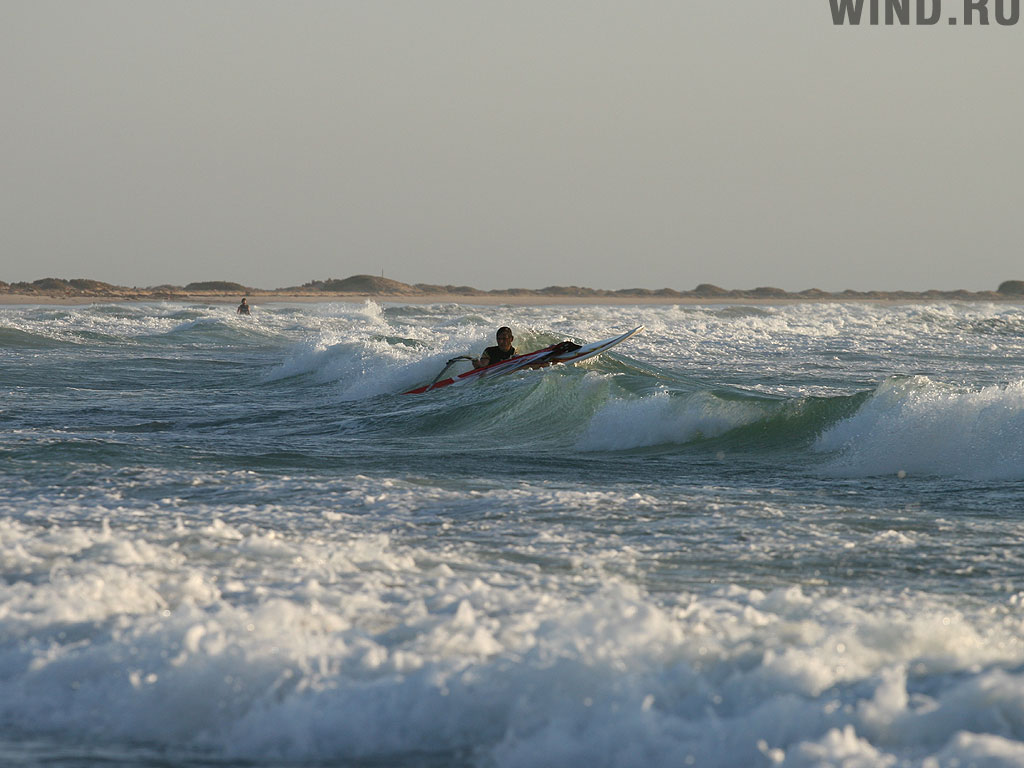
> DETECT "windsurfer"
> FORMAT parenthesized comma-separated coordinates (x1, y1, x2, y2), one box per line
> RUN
(473, 327, 516, 368)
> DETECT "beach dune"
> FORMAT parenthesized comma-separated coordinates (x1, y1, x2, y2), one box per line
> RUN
(0, 274, 1020, 305)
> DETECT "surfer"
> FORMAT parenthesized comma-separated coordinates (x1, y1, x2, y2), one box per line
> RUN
(473, 326, 516, 368)
(237, 297, 250, 315)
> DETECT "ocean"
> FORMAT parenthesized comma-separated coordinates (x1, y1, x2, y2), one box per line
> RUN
(2, 299, 1024, 767)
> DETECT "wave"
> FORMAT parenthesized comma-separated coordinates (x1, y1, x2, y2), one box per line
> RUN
(154, 315, 283, 347)
(815, 376, 1024, 480)
(263, 330, 444, 399)
(1, 303, 304, 350)
(575, 376, 867, 453)
(256, 325, 1024, 483)
(577, 374, 1024, 480)
(0, 306, 206, 347)
(578, 390, 768, 450)
(0, 326, 72, 349)
(9, 301, 1024, 482)
(262, 314, 583, 401)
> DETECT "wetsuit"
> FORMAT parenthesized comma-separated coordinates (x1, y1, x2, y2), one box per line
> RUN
(481, 345, 515, 366)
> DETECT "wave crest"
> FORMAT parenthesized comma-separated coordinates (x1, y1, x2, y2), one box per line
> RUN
(577, 391, 767, 451)
(815, 377, 1024, 480)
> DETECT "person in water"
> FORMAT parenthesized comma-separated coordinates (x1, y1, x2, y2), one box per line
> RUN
(237, 297, 250, 315)
(473, 326, 516, 368)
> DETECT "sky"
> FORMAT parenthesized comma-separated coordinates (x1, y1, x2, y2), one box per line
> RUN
(2, 1, 1022, 292)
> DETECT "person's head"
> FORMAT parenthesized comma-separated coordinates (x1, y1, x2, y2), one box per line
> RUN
(496, 326, 513, 350)
(240, 297, 247, 303)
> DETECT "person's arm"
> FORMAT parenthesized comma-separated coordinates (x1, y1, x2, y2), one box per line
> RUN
(472, 353, 490, 368)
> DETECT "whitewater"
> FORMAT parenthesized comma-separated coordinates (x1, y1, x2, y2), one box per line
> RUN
(2, 299, 1024, 767)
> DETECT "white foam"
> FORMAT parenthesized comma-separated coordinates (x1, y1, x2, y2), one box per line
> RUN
(781, 725, 894, 767)
(3, 500, 1024, 766)
(260, 301, 517, 397)
(815, 377, 1024, 480)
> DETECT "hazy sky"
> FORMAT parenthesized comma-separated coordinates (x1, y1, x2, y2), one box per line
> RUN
(2, 1, 1022, 291)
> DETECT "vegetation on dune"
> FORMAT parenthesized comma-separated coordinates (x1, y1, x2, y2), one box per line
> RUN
(297, 275, 421, 294)
(998, 280, 1024, 295)
(694, 283, 729, 296)
(0, 274, 1021, 301)
(68, 279, 117, 291)
(184, 281, 250, 292)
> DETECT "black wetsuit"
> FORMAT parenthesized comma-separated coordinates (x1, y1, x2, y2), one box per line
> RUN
(482, 345, 515, 366)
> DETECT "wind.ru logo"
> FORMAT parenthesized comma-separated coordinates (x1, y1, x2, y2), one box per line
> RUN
(830, 0, 1021, 24)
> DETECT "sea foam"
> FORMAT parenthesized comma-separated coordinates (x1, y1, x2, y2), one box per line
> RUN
(815, 376, 1024, 480)
(5, 477, 1024, 768)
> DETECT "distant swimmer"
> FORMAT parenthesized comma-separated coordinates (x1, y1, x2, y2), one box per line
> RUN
(237, 297, 250, 315)
(473, 326, 516, 368)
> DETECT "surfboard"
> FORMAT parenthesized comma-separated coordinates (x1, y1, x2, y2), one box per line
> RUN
(402, 326, 644, 395)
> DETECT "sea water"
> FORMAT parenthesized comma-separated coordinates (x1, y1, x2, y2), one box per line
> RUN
(2, 300, 1024, 767)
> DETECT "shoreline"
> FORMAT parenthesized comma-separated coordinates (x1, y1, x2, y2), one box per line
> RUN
(4, 275, 1022, 306)
(2, 291, 1024, 307)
